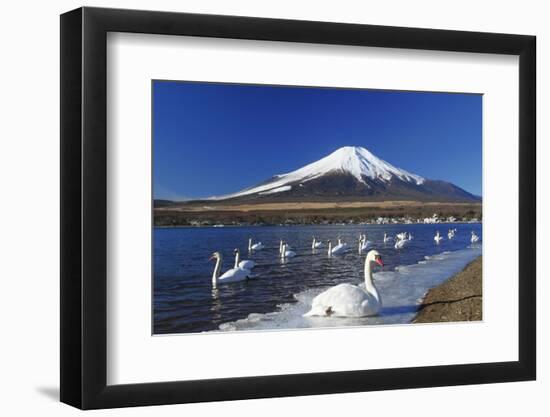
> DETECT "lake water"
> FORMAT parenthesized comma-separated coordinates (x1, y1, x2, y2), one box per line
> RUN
(154, 223, 482, 334)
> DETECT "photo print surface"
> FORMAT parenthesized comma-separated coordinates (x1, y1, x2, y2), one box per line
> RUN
(152, 81, 482, 335)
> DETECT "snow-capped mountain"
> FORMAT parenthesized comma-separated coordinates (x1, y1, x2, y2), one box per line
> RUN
(206, 146, 480, 203)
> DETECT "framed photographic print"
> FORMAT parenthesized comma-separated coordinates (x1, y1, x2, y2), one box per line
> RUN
(60, 6, 536, 410)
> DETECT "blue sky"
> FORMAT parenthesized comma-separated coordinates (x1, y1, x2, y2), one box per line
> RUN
(153, 81, 482, 200)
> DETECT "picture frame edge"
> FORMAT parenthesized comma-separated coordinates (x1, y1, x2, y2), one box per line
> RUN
(60, 6, 537, 410)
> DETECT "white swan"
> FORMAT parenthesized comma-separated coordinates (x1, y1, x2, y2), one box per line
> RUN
(330, 237, 348, 255)
(396, 232, 407, 241)
(447, 229, 455, 239)
(209, 252, 250, 286)
(408, 232, 413, 241)
(304, 250, 384, 317)
(234, 248, 255, 270)
(312, 237, 323, 249)
(471, 231, 480, 243)
(434, 231, 443, 244)
(280, 243, 296, 258)
(248, 238, 264, 251)
(394, 237, 408, 249)
(279, 239, 293, 254)
(383, 233, 392, 243)
(358, 234, 372, 252)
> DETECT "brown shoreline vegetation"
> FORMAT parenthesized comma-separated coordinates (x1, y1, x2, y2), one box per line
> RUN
(154, 201, 482, 227)
(413, 256, 482, 323)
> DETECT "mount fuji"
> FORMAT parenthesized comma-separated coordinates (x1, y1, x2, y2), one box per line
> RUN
(203, 146, 480, 203)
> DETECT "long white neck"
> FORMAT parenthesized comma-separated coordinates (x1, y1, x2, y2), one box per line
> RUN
(328, 242, 332, 256)
(312, 238, 315, 249)
(248, 238, 252, 251)
(234, 251, 240, 268)
(338, 238, 342, 245)
(280, 244, 286, 258)
(279, 240, 283, 254)
(364, 259, 379, 301)
(212, 257, 222, 286)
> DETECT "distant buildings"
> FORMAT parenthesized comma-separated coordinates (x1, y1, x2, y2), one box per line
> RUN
(158, 211, 480, 228)
(372, 213, 470, 225)
(423, 214, 439, 224)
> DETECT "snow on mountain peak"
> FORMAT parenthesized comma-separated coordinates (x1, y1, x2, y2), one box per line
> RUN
(276, 146, 424, 186)
(209, 146, 424, 200)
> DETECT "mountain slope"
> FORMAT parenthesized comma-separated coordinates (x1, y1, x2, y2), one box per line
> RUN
(204, 146, 480, 203)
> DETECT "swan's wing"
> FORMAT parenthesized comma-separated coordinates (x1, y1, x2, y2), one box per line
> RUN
(303, 305, 329, 317)
(310, 284, 368, 316)
(331, 244, 347, 254)
(218, 268, 235, 280)
(360, 297, 380, 316)
(219, 267, 249, 282)
(239, 260, 255, 269)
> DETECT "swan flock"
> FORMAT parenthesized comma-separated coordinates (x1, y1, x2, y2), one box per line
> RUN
(207, 228, 480, 317)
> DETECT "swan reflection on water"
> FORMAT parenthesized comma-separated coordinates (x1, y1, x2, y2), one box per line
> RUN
(210, 287, 223, 322)
(210, 287, 219, 301)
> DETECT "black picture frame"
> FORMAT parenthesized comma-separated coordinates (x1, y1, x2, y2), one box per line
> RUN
(60, 6, 536, 410)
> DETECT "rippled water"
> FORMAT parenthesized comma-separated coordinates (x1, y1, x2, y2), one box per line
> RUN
(154, 223, 482, 334)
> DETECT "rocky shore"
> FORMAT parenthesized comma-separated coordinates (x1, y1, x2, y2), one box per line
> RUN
(413, 256, 482, 323)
